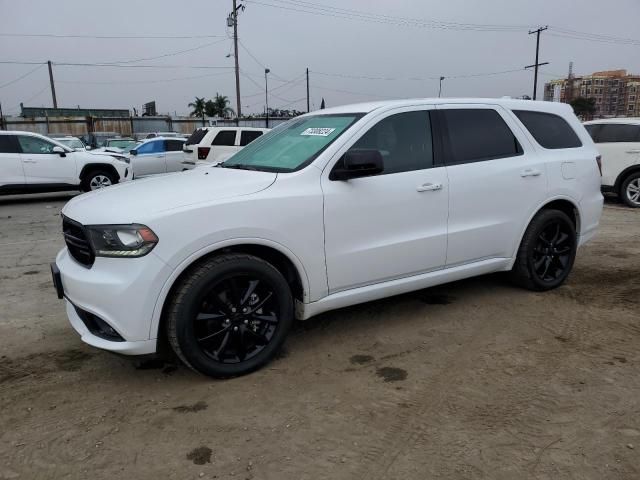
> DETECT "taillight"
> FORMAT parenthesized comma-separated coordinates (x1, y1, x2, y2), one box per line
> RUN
(596, 155, 602, 176)
(197, 147, 210, 160)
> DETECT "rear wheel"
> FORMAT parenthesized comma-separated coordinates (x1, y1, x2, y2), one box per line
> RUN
(81, 169, 116, 192)
(166, 254, 293, 378)
(620, 172, 640, 208)
(510, 209, 577, 291)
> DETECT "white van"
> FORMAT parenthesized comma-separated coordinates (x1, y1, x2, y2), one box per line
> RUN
(182, 127, 269, 167)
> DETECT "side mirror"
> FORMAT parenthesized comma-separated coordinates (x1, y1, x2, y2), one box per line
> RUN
(52, 146, 66, 157)
(85, 145, 92, 150)
(330, 149, 384, 181)
(129, 149, 138, 156)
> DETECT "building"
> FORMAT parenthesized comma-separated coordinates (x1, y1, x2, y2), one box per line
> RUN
(544, 69, 640, 118)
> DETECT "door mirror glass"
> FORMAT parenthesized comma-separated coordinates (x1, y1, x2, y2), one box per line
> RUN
(330, 149, 384, 180)
(85, 145, 92, 150)
(129, 149, 138, 155)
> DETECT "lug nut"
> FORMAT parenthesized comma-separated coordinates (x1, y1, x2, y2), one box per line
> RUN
(231, 307, 236, 313)
(242, 307, 248, 313)
(233, 326, 238, 331)
(244, 319, 249, 324)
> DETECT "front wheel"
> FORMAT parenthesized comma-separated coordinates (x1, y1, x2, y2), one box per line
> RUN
(166, 254, 293, 378)
(81, 170, 116, 192)
(510, 209, 577, 291)
(620, 172, 640, 208)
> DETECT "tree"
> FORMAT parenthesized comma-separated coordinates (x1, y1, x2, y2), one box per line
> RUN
(188, 97, 206, 117)
(210, 93, 235, 118)
(570, 97, 596, 119)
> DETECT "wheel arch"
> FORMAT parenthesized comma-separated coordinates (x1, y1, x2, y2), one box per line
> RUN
(509, 196, 581, 268)
(614, 164, 640, 194)
(79, 163, 121, 182)
(150, 239, 310, 346)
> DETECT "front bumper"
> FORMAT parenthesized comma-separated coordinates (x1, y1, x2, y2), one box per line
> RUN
(54, 247, 173, 355)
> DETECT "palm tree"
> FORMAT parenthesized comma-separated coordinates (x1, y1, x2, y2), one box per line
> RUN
(211, 93, 235, 118)
(188, 97, 206, 117)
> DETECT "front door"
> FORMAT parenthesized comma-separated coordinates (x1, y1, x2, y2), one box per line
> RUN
(164, 139, 187, 172)
(132, 139, 166, 176)
(17, 135, 77, 185)
(322, 108, 449, 293)
(437, 104, 548, 266)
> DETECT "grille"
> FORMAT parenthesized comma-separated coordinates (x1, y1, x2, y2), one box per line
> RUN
(62, 216, 94, 267)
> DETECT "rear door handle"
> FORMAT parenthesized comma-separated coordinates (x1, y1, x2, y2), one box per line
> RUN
(626, 150, 640, 154)
(521, 168, 541, 177)
(416, 183, 443, 192)
(22, 159, 37, 164)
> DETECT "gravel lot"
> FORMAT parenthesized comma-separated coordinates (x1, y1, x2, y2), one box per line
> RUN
(1, 192, 639, 480)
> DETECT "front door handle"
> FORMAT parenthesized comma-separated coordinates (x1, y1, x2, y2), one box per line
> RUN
(416, 183, 443, 192)
(626, 150, 640, 154)
(521, 168, 541, 177)
(22, 159, 37, 164)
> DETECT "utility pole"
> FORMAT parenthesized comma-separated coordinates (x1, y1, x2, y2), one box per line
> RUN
(47, 60, 58, 108)
(525, 26, 549, 100)
(229, 1, 244, 125)
(306, 68, 310, 112)
(438, 76, 445, 98)
(0, 101, 4, 130)
(265, 68, 270, 128)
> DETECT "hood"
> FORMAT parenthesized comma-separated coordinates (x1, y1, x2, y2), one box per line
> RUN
(62, 167, 277, 225)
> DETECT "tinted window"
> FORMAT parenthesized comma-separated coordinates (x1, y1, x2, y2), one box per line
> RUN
(347, 111, 433, 175)
(0, 135, 20, 153)
(212, 130, 237, 146)
(514, 110, 582, 149)
(165, 139, 185, 151)
(596, 124, 640, 143)
(443, 109, 522, 164)
(136, 140, 164, 154)
(17, 136, 57, 154)
(185, 128, 207, 145)
(240, 130, 263, 146)
(584, 124, 600, 141)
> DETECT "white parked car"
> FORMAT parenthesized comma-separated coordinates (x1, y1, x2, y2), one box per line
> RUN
(583, 118, 640, 207)
(50, 135, 87, 151)
(0, 131, 132, 194)
(52, 99, 602, 378)
(127, 137, 186, 178)
(182, 126, 268, 167)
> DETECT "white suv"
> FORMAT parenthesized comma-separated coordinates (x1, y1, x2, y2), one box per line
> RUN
(182, 126, 269, 166)
(52, 99, 602, 378)
(1, 131, 132, 194)
(583, 118, 640, 207)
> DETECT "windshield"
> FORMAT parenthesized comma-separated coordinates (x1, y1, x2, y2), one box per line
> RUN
(106, 139, 136, 150)
(222, 114, 361, 172)
(55, 138, 84, 149)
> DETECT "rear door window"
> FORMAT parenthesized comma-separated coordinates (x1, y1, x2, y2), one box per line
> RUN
(514, 110, 582, 149)
(596, 124, 640, 143)
(165, 140, 186, 151)
(185, 128, 207, 145)
(240, 130, 263, 146)
(0, 135, 20, 153)
(442, 109, 523, 164)
(211, 130, 237, 146)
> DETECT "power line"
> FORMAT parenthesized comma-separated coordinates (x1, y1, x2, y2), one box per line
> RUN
(0, 64, 44, 89)
(0, 33, 226, 40)
(0, 61, 234, 70)
(311, 68, 526, 82)
(57, 71, 233, 85)
(100, 38, 229, 65)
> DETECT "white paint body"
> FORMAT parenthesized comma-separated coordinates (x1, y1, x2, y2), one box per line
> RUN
(182, 127, 269, 167)
(128, 137, 187, 178)
(56, 98, 603, 355)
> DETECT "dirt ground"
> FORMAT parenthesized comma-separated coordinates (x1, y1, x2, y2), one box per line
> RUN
(0, 192, 639, 480)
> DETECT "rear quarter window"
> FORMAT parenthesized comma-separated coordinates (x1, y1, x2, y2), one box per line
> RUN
(185, 128, 208, 146)
(0, 135, 20, 153)
(514, 110, 582, 149)
(594, 124, 640, 143)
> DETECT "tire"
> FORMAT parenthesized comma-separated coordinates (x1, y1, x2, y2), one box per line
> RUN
(510, 209, 577, 291)
(81, 169, 116, 192)
(166, 253, 294, 378)
(620, 172, 640, 208)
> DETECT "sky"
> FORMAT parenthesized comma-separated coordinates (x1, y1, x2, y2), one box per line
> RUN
(1, 0, 639, 117)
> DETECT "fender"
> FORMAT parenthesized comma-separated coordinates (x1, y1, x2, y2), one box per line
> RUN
(507, 194, 582, 269)
(79, 163, 121, 181)
(148, 237, 312, 340)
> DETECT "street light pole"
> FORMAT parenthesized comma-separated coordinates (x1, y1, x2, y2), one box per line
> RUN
(438, 76, 445, 98)
(265, 68, 270, 128)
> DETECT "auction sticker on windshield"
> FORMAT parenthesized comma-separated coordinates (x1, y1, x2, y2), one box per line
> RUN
(300, 127, 336, 136)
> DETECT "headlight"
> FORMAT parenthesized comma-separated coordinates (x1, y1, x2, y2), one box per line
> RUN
(115, 155, 130, 164)
(86, 224, 158, 258)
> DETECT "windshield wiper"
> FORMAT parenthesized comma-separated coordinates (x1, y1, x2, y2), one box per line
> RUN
(219, 163, 259, 171)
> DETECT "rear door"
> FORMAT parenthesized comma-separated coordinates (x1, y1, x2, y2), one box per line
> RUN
(437, 104, 548, 266)
(210, 130, 239, 162)
(588, 123, 640, 187)
(18, 135, 77, 185)
(164, 139, 187, 172)
(0, 135, 25, 189)
(132, 139, 166, 176)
